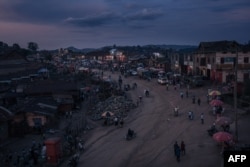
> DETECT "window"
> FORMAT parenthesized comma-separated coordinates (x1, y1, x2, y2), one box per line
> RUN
(244, 57, 249, 63)
(200, 58, 206, 66)
(220, 58, 224, 64)
(190, 56, 193, 61)
(243, 73, 249, 81)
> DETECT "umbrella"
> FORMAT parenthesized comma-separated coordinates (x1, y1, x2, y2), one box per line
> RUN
(210, 99, 223, 106)
(101, 111, 114, 117)
(213, 131, 233, 143)
(209, 90, 221, 96)
(215, 116, 233, 126)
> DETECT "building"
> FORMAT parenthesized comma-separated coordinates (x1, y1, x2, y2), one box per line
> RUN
(182, 53, 194, 75)
(194, 40, 250, 83)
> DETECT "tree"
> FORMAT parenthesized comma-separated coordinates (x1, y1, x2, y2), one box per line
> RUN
(0, 41, 9, 50)
(28, 42, 39, 52)
(12, 43, 21, 50)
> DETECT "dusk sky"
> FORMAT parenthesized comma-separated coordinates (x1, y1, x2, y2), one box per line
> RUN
(0, 0, 250, 50)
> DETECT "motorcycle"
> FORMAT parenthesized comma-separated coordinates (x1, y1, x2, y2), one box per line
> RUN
(207, 126, 218, 136)
(144, 90, 149, 97)
(78, 140, 85, 152)
(125, 131, 137, 141)
(67, 153, 80, 167)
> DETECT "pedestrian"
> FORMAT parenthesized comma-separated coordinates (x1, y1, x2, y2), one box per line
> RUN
(180, 92, 184, 99)
(213, 106, 216, 115)
(136, 99, 139, 106)
(175, 144, 181, 162)
(114, 117, 118, 126)
(186, 90, 189, 98)
(166, 84, 169, 91)
(207, 94, 209, 104)
(139, 95, 142, 102)
(119, 118, 124, 128)
(69, 111, 73, 118)
(181, 141, 186, 155)
(174, 141, 178, 156)
(188, 111, 192, 120)
(174, 85, 177, 90)
(192, 95, 195, 104)
(200, 113, 204, 124)
(174, 106, 179, 116)
(197, 98, 201, 106)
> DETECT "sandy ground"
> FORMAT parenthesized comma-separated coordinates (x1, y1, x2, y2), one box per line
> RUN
(72, 72, 250, 167)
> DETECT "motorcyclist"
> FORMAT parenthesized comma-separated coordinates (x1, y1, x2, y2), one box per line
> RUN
(207, 123, 217, 136)
(133, 82, 137, 89)
(174, 106, 179, 116)
(68, 153, 79, 167)
(127, 128, 134, 138)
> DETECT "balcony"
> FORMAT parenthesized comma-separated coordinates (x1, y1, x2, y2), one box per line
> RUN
(215, 64, 234, 70)
(215, 63, 250, 70)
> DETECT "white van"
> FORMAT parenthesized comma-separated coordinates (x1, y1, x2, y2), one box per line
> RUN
(158, 71, 165, 78)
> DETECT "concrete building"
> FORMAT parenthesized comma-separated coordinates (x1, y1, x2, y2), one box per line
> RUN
(193, 40, 250, 83)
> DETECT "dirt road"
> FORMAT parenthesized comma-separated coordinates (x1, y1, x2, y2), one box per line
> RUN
(76, 72, 250, 167)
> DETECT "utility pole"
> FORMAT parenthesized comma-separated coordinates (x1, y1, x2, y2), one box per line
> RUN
(234, 44, 238, 142)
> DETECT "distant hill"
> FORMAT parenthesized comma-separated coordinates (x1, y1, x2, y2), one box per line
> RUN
(62, 44, 198, 54)
(66, 46, 100, 53)
(144, 44, 197, 50)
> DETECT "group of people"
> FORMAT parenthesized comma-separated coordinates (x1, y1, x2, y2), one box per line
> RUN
(174, 141, 186, 162)
(114, 117, 124, 128)
(104, 116, 124, 128)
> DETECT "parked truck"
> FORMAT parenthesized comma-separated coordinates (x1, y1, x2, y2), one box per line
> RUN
(137, 68, 151, 80)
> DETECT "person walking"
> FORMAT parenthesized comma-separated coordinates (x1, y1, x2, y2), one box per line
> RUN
(197, 98, 201, 106)
(166, 84, 169, 91)
(186, 90, 189, 98)
(174, 106, 179, 116)
(119, 118, 124, 128)
(175, 144, 181, 162)
(174, 141, 178, 156)
(180, 92, 184, 99)
(207, 94, 209, 104)
(114, 117, 118, 126)
(188, 111, 192, 120)
(181, 141, 186, 155)
(192, 95, 196, 104)
(200, 113, 204, 124)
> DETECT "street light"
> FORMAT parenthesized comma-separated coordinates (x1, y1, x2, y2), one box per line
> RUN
(234, 43, 239, 142)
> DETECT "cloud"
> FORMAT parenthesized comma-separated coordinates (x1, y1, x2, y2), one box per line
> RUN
(0, 0, 249, 49)
(63, 8, 164, 29)
(64, 12, 120, 27)
(125, 8, 164, 21)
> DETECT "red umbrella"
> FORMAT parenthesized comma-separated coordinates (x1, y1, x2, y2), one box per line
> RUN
(215, 116, 233, 126)
(213, 132, 233, 142)
(210, 99, 223, 106)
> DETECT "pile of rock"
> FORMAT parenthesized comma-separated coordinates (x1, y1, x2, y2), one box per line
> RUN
(89, 95, 136, 120)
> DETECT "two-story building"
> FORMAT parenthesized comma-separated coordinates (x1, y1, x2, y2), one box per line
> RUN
(182, 52, 194, 76)
(194, 40, 250, 83)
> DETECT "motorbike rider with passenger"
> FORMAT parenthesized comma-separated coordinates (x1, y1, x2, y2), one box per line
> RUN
(144, 89, 149, 97)
(127, 128, 134, 138)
